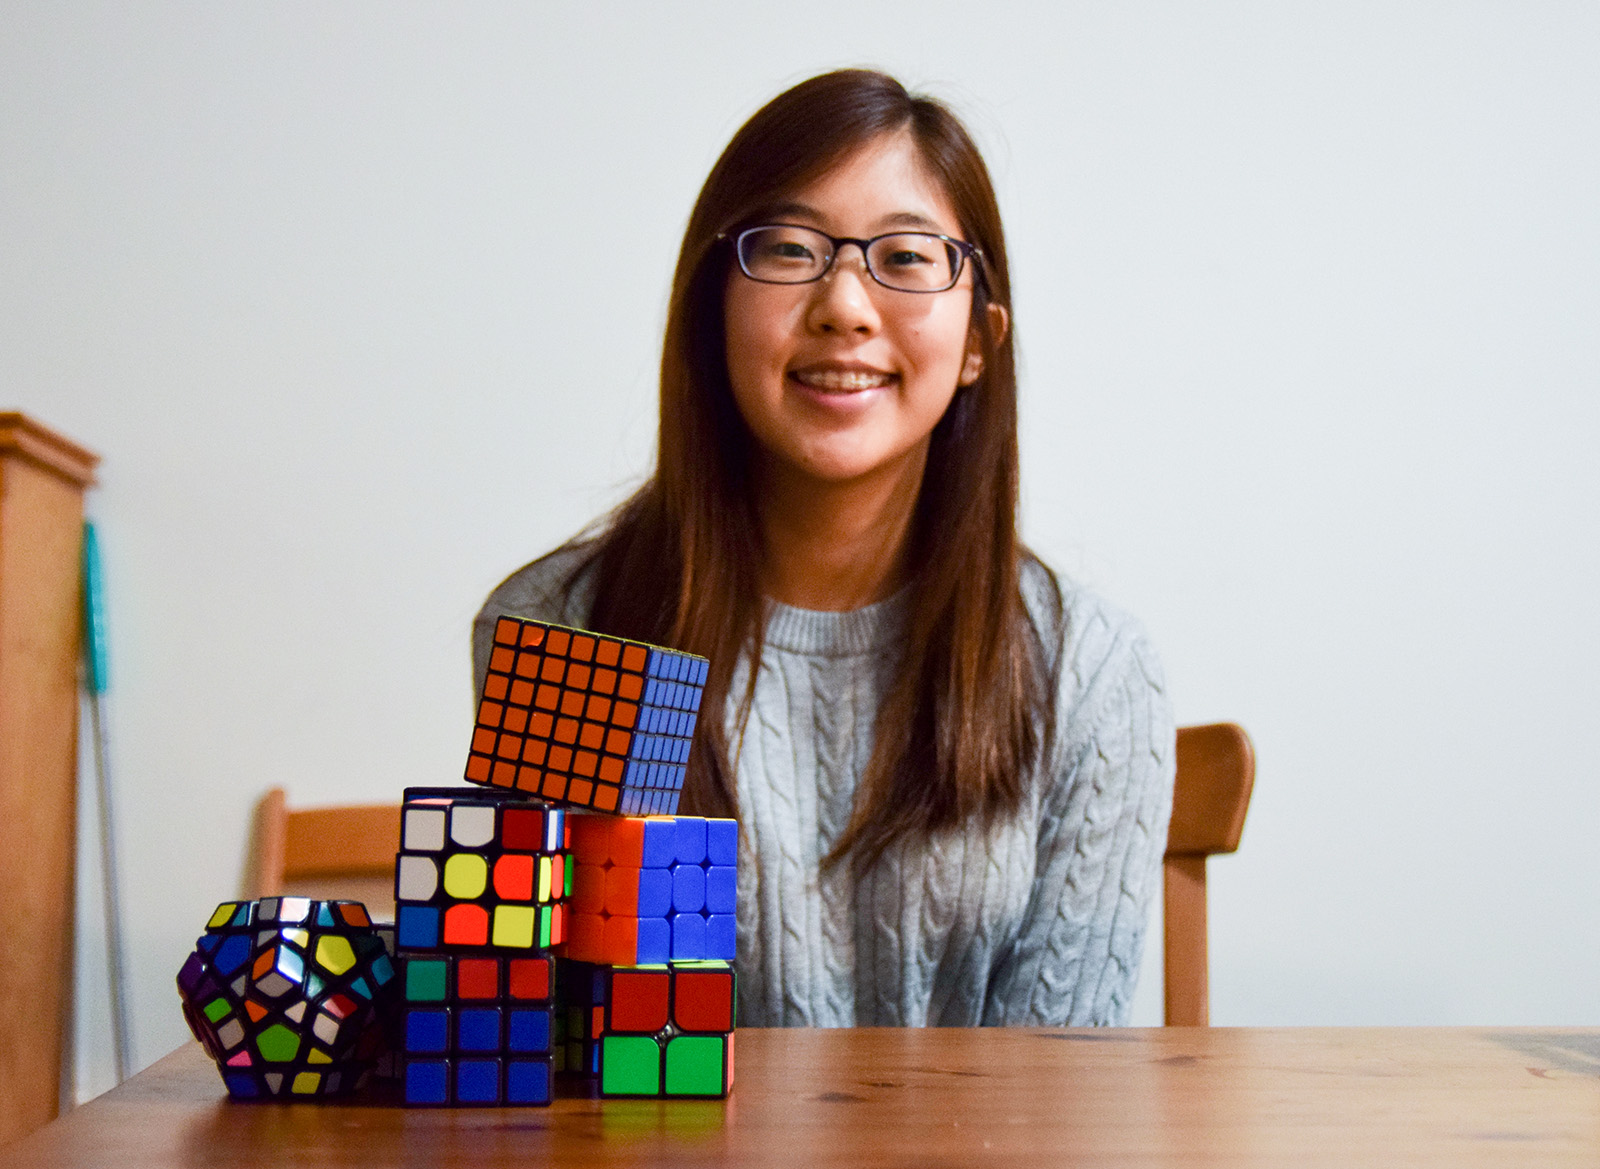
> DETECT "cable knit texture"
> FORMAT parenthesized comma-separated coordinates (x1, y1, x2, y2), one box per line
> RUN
(473, 543, 1175, 1027)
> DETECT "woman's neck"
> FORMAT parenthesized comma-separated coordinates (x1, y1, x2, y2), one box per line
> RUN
(753, 447, 926, 612)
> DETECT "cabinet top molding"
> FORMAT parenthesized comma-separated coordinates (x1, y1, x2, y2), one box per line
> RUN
(0, 412, 100, 488)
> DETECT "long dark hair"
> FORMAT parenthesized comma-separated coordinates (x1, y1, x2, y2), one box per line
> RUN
(582, 69, 1053, 867)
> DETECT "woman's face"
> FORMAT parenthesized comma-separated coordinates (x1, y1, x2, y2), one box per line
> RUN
(722, 131, 985, 493)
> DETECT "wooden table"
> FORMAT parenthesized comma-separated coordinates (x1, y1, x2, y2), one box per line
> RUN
(5, 1028, 1598, 1167)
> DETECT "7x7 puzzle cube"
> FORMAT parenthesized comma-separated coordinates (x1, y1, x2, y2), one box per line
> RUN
(466, 617, 708, 815)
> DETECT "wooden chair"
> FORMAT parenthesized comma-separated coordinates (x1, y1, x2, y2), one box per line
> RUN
(1164, 723, 1255, 1026)
(245, 789, 401, 920)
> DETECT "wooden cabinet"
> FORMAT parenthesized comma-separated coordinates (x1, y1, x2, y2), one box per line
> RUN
(0, 413, 98, 1147)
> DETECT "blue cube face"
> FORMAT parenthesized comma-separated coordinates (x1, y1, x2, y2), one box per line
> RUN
(706, 914, 737, 960)
(455, 1060, 501, 1104)
(637, 868, 673, 918)
(506, 1060, 552, 1105)
(223, 1072, 259, 1098)
(705, 819, 737, 866)
(640, 818, 676, 868)
(214, 934, 252, 975)
(672, 864, 706, 913)
(673, 817, 708, 865)
(671, 912, 707, 959)
(508, 1009, 551, 1054)
(457, 1008, 503, 1053)
(705, 865, 737, 914)
(397, 905, 441, 949)
(636, 917, 671, 965)
(405, 1061, 450, 1105)
(405, 1010, 449, 1054)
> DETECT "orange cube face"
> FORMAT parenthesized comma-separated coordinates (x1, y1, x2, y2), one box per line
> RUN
(465, 616, 706, 814)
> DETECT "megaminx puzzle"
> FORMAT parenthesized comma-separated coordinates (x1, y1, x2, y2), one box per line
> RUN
(177, 898, 397, 1099)
(466, 617, 708, 815)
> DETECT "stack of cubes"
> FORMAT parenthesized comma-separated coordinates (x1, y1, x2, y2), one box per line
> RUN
(393, 787, 570, 1106)
(400, 615, 739, 1104)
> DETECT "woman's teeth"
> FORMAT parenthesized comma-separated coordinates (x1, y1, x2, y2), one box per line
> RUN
(792, 369, 894, 391)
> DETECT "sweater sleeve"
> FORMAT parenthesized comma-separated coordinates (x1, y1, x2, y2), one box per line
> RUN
(981, 593, 1176, 1025)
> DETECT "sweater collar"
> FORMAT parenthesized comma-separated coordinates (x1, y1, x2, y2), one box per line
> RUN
(761, 588, 910, 657)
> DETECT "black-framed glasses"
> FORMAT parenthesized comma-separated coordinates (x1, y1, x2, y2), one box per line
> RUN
(721, 224, 982, 294)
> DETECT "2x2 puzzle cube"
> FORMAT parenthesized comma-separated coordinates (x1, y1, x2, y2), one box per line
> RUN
(177, 898, 396, 1099)
(466, 617, 708, 815)
(562, 960, 736, 1097)
(565, 812, 737, 965)
(393, 787, 570, 1106)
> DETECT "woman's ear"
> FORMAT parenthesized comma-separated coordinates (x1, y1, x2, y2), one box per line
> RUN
(959, 303, 1010, 386)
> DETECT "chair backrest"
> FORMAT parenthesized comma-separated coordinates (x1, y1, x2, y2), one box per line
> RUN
(1164, 723, 1255, 1026)
(245, 788, 401, 921)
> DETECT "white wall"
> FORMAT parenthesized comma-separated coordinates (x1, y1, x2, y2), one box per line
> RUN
(2, 2, 1596, 1101)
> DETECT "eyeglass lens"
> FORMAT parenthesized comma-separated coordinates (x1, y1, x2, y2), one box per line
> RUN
(736, 226, 964, 292)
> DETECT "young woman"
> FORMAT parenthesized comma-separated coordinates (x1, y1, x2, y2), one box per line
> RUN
(474, 70, 1174, 1026)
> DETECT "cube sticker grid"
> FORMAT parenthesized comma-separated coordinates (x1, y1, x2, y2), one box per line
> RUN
(467, 617, 708, 815)
(176, 898, 397, 1099)
(561, 960, 736, 1098)
(398, 952, 557, 1106)
(394, 786, 570, 955)
(565, 813, 737, 965)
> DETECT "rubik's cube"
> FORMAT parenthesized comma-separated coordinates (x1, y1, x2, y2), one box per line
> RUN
(176, 898, 396, 1099)
(466, 616, 708, 815)
(565, 812, 737, 965)
(397, 952, 559, 1106)
(394, 787, 570, 954)
(561, 960, 736, 1097)
(394, 787, 570, 1106)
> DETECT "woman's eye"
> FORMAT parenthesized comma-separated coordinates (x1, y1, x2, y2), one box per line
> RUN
(768, 241, 816, 261)
(883, 248, 931, 268)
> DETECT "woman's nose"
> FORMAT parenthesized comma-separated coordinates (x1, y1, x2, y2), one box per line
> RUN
(805, 246, 882, 335)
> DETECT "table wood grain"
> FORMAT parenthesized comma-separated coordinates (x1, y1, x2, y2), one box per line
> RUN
(5, 1028, 1599, 1167)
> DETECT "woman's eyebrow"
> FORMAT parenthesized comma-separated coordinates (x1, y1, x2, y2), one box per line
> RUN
(756, 204, 949, 233)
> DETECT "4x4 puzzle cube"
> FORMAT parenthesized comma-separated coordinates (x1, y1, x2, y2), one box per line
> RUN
(466, 617, 708, 815)
(177, 898, 396, 1099)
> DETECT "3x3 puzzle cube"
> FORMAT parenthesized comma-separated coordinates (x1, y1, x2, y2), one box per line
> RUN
(467, 617, 708, 815)
(398, 952, 558, 1105)
(394, 787, 570, 954)
(565, 812, 738, 965)
(562, 960, 736, 1097)
(177, 898, 396, 1099)
(394, 787, 570, 1106)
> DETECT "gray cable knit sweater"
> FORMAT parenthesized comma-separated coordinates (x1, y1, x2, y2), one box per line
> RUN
(473, 542, 1174, 1027)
